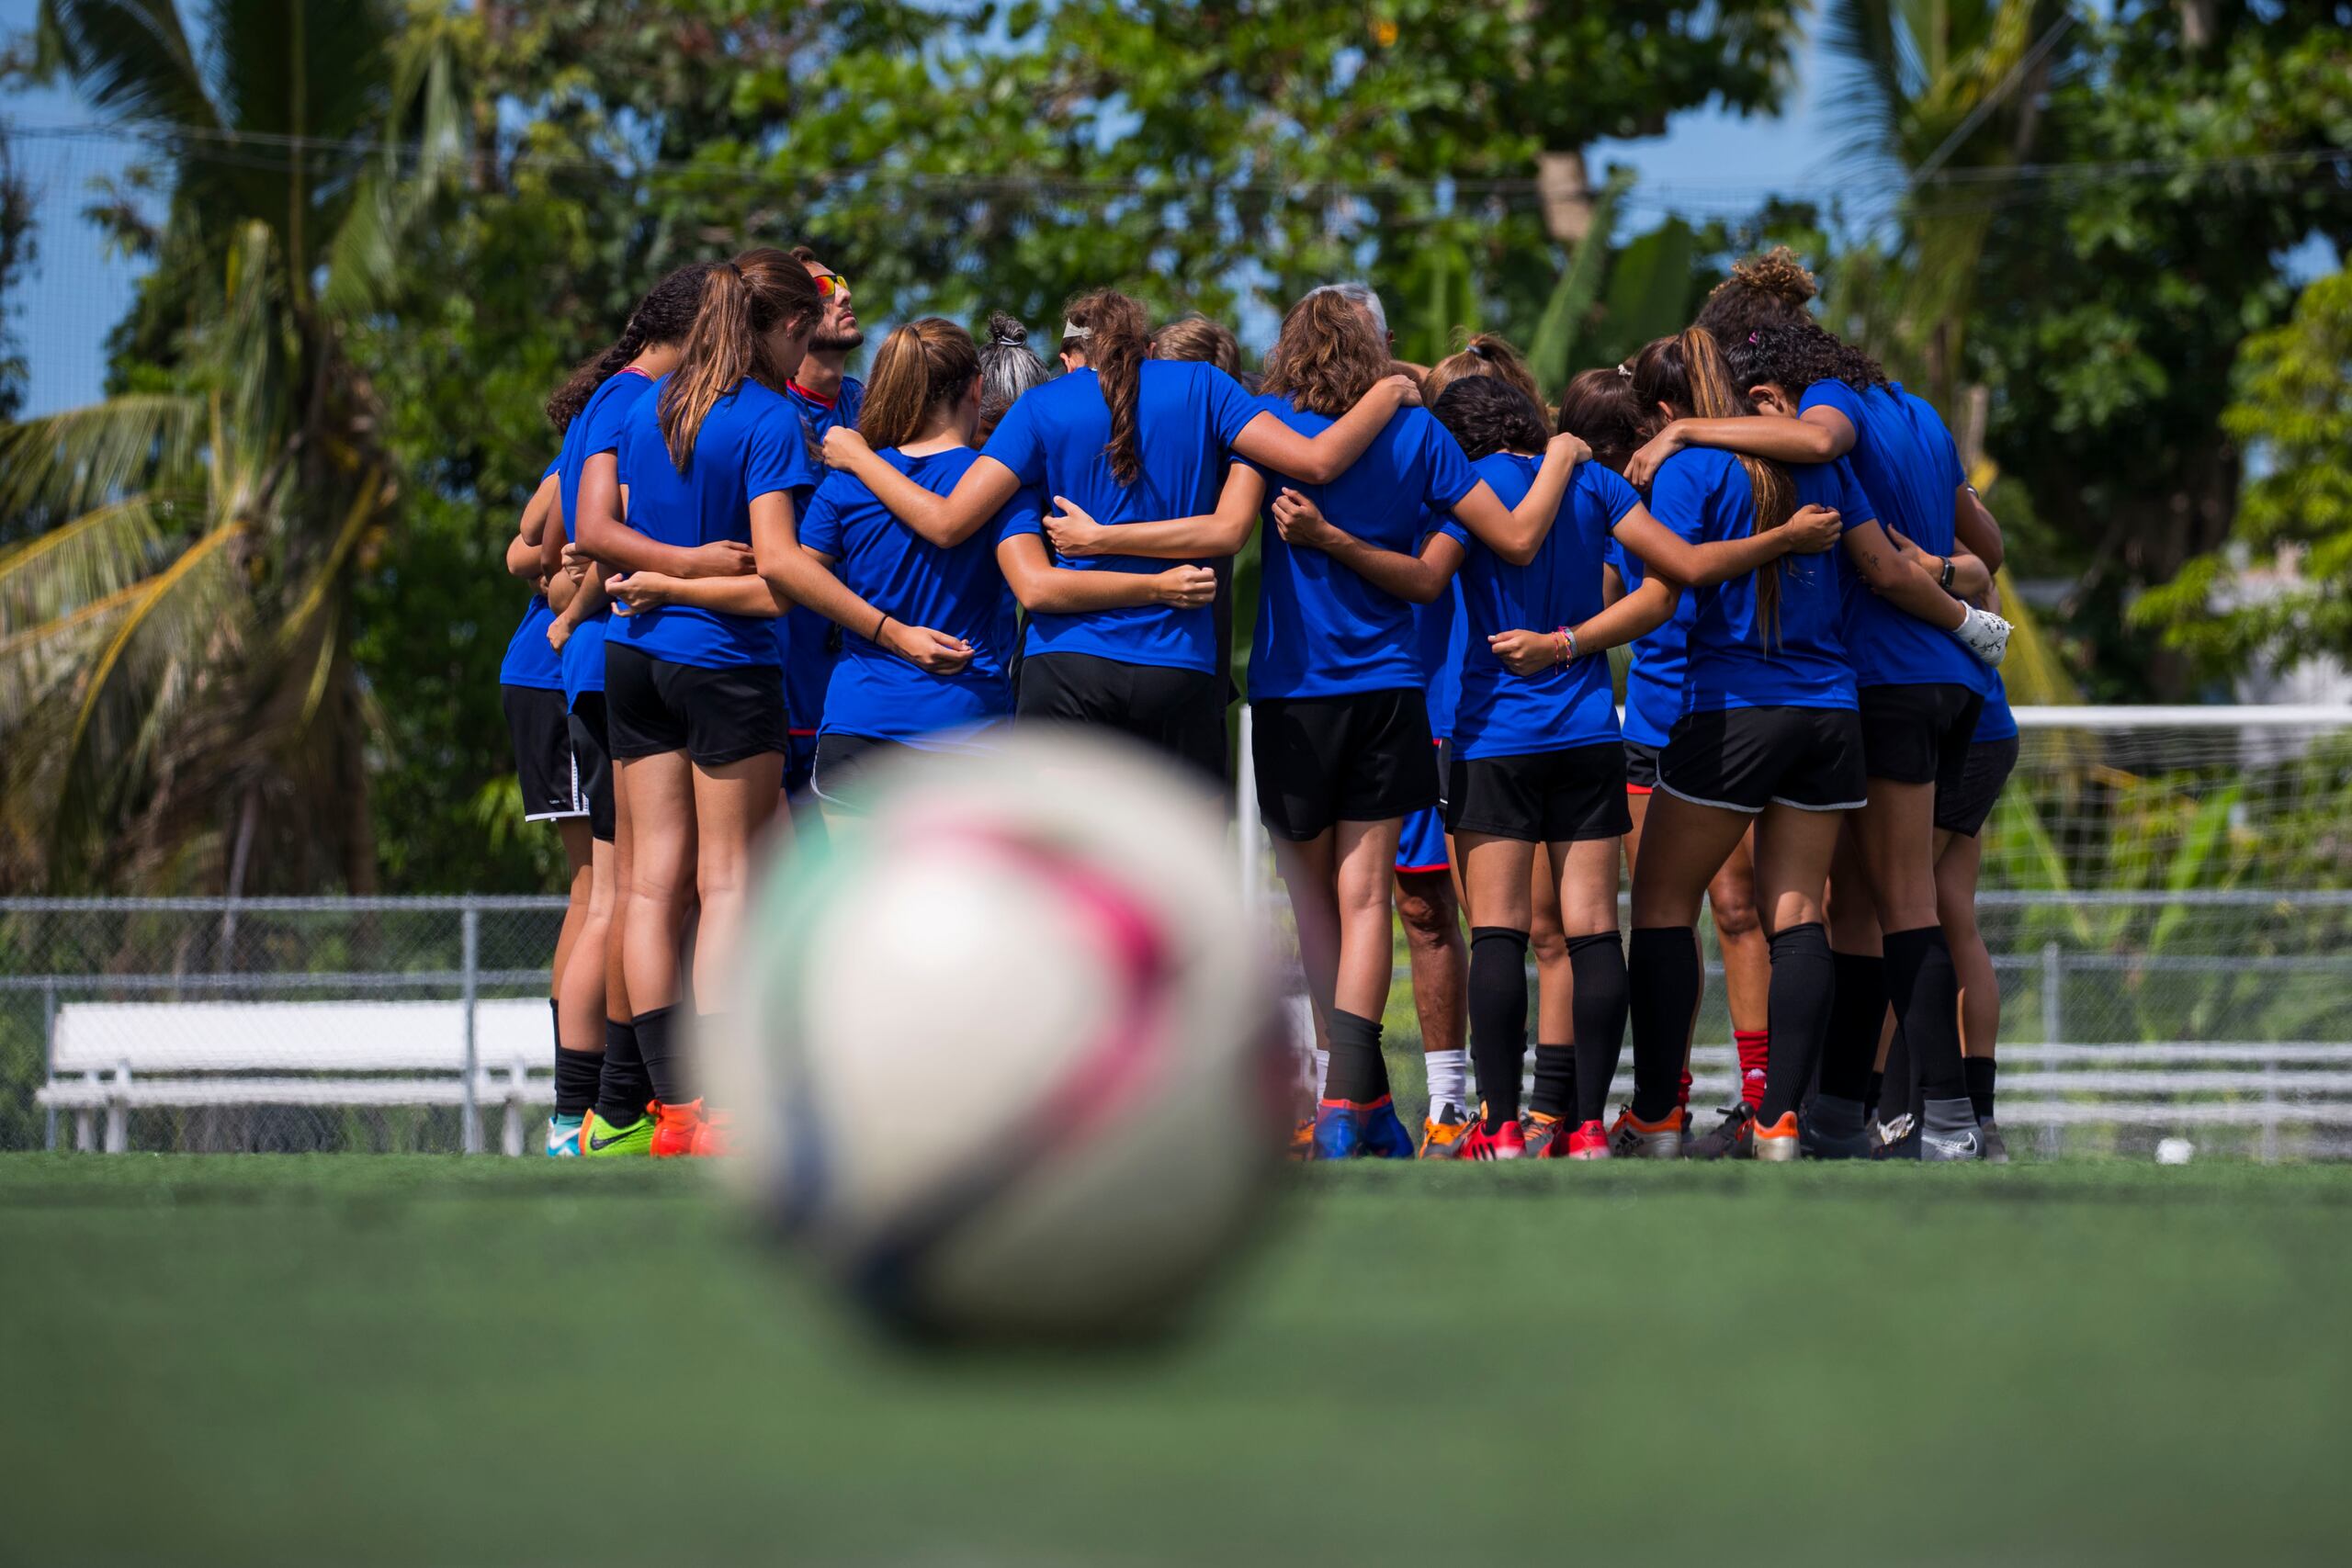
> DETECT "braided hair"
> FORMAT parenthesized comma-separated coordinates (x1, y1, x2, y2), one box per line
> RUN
(1061, 289, 1153, 485)
(545, 263, 713, 433)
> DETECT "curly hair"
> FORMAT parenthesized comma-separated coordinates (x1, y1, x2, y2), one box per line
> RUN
(1261, 288, 1389, 418)
(1421, 331, 1544, 412)
(1430, 377, 1548, 463)
(1692, 246, 1818, 346)
(545, 263, 712, 433)
(1555, 367, 1639, 475)
(1724, 320, 1892, 399)
(1629, 328, 1798, 646)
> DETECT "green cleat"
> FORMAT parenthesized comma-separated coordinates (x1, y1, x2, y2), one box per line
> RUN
(582, 1108, 655, 1158)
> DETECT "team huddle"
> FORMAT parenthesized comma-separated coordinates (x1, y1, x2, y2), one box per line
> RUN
(494, 244, 2018, 1165)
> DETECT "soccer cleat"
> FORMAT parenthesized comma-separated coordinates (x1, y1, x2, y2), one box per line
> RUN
(1419, 1101, 1477, 1158)
(1871, 1114, 1920, 1160)
(582, 1107, 655, 1158)
(1358, 1098, 1418, 1160)
(1753, 1111, 1802, 1162)
(1686, 1102, 1756, 1161)
(649, 1099, 709, 1159)
(1561, 1120, 1611, 1160)
(687, 1109, 731, 1157)
(1979, 1119, 2011, 1164)
(1519, 1110, 1565, 1158)
(1311, 1101, 1363, 1160)
(1608, 1106, 1683, 1160)
(1799, 1094, 1871, 1161)
(1457, 1114, 1526, 1161)
(546, 1113, 583, 1157)
(1288, 1117, 1315, 1160)
(1920, 1098, 1983, 1162)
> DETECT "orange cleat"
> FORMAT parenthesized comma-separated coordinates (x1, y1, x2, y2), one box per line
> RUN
(687, 1108, 731, 1157)
(1754, 1110, 1802, 1163)
(1519, 1110, 1565, 1157)
(1287, 1117, 1315, 1160)
(649, 1099, 708, 1159)
(1607, 1106, 1684, 1160)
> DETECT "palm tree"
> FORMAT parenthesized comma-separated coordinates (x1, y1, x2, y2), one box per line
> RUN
(0, 0, 461, 893)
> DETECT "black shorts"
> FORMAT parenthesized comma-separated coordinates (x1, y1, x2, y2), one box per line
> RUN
(1623, 739, 1662, 794)
(1658, 705, 1868, 815)
(502, 685, 586, 823)
(566, 692, 616, 842)
(1935, 734, 2020, 838)
(1018, 652, 1225, 783)
(1858, 682, 1984, 793)
(1250, 688, 1439, 841)
(1449, 741, 1632, 843)
(810, 731, 911, 811)
(605, 642, 787, 768)
(786, 731, 820, 801)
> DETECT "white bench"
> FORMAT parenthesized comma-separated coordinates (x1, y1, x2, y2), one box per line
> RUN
(37, 998, 554, 1155)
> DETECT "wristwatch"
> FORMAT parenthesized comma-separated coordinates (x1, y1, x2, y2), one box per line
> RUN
(1939, 555, 1957, 590)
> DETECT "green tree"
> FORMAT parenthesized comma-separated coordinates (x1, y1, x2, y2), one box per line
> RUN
(0, 0, 459, 892)
(0, 130, 31, 423)
(2135, 265, 2352, 674)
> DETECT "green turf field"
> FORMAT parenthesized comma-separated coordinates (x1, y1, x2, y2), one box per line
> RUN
(6, 1156, 2350, 1565)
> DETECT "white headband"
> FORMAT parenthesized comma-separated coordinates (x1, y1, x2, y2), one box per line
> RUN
(1060, 322, 1091, 341)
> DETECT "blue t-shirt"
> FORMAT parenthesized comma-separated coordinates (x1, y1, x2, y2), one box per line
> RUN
(611, 377, 817, 670)
(987, 360, 1261, 673)
(1803, 379, 1982, 694)
(799, 446, 1029, 747)
(496, 457, 566, 691)
(1413, 559, 1469, 741)
(1975, 672, 2018, 742)
(556, 367, 659, 705)
(781, 377, 866, 740)
(1609, 536, 1693, 750)
(1440, 456, 1639, 760)
(1248, 399, 1480, 700)
(1648, 447, 1875, 716)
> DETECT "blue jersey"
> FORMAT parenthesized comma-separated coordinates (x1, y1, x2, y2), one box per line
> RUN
(1975, 671, 2018, 742)
(1248, 399, 1479, 701)
(611, 377, 817, 670)
(1412, 553, 1468, 740)
(1649, 447, 1874, 716)
(1441, 456, 1639, 761)
(1803, 379, 1982, 694)
(987, 360, 1261, 673)
(556, 367, 658, 705)
(781, 377, 866, 742)
(1609, 535, 1693, 750)
(496, 457, 566, 691)
(799, 446, 1028, 747)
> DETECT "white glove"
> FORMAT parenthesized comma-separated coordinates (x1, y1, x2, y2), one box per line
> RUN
(1953, 604, 2011, 666)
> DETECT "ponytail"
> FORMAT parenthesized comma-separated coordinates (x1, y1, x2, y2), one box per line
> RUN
(545, 262, 713, 433)
(858, 318, 981, 453)
(658, 249, 823, 473)
(1063, 289, 1153, 485)
(1423, 329, 1544, 413)
(977, 312, 1048, 443)
(1629, 327, 1798, 647)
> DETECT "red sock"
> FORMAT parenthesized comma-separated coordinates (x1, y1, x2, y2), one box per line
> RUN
(1736, 1029, 1770, 1110)
(1676, 1068, 1693, 1115)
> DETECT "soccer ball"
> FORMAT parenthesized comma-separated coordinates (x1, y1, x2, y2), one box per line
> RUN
(704, 728, 1290, 1340)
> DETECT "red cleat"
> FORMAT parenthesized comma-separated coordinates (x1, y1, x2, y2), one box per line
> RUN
(1562, 1120, 1611, 1159)
(1458, 1114, 1527, 1161)
(649, 1099, 707, 1159)
(687, 1108, 731, 1157)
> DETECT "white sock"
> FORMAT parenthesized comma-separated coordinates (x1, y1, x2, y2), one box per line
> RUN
(1314, 1048, 1329, 1101)
(1424, 1049, 1468, 1115)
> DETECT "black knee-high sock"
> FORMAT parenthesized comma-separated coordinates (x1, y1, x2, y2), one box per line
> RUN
(634, 1003, 687, 1107)
(1883, 926, 1967, 1101)
(1881, 1023, 1913, 1123)
(1567, 932, 1629, 1126)
(595, 1018, 650, 1127)
(1758, 922, 1836, 1123)
(553, 1048, 603, 1118)
(1324, 1008, 1391, 1105)
(1530, 1044, 1576, 1122)
(1965, 1055, 1997, 1122)
(1820, 953, 1885, 1103)
(1626, 927, 1700, 1122)
(1468, 928, 1530, 1131)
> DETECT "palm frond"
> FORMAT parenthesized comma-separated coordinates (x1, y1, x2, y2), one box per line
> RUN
(0, 393, 203, 519)
(0, 491, 176, 631)
(36, 0, 220, 134)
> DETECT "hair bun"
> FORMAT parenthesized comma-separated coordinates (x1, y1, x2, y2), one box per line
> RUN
(985, 311, 1028, 347)
(1730, 246, 1817, 306)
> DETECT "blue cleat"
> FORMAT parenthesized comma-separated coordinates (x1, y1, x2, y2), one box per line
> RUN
(546, 1112, 583, 1157)
(1311, 1101, 1362, 1160)
(1357, 1097, 1417, 1159)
